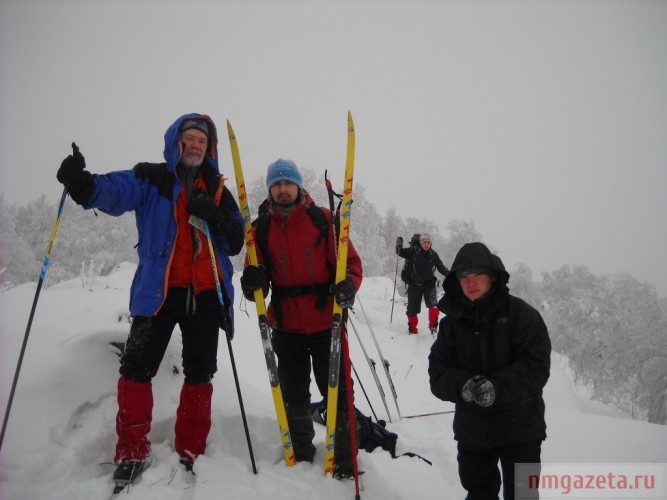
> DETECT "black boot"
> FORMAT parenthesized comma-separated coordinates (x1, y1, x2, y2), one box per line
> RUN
(112, 460, 150, 494)
(285, 401, 316, 463)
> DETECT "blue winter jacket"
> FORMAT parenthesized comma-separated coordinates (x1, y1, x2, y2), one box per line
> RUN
(81, 113, 244, 317)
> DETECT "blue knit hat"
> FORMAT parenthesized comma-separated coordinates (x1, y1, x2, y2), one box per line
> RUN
(266, 159, 303, 190)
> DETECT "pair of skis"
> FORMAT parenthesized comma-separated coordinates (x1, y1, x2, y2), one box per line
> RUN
(228, 113, 358, 482)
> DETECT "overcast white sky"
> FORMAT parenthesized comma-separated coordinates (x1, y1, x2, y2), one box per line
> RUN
(1, 0, 666, 294)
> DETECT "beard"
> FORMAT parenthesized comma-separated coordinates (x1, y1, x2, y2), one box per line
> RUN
(181, 155, 204, 169)
(274, 196, 297, 209)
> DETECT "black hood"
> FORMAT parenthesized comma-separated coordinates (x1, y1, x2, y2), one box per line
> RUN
(439, 242, 510, 313)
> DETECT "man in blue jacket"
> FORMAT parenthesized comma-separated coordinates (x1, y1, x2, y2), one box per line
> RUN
(429, 242, 551, 500)
(57, 114, 244, 485)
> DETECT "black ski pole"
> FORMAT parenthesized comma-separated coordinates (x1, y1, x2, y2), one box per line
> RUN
(224, 330, 257, 474)
(390, 254, 399, 323)
(190, 216, 257, 474)
(352, 364, 378, 423)
(1, 186, 68, 451)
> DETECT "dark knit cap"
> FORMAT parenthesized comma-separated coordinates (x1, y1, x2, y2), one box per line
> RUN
(180, 118, 210, 139)
(456, 266, 496, 279)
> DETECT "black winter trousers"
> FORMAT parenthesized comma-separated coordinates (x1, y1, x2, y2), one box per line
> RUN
(457, 439, 542, 500)
(120, 287, 220, 384)
(406, 281, 438, 316)
(273, 328, 351, 408)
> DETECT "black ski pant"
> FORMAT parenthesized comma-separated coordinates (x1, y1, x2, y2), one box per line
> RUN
(273, 328, 351, 408)
(120, 287, 220, 384)
(406, 281, 438, 316)
(457, 439, 542, 500)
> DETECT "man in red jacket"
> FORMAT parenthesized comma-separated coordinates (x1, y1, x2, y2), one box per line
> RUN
(240, 159, 363, 479)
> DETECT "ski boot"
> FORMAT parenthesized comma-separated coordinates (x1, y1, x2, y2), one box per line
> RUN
(112, 460, 150, 494)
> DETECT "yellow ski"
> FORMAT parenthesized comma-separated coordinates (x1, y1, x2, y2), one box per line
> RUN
(227, 120, 296, 467)
(324, 111, 356, 476)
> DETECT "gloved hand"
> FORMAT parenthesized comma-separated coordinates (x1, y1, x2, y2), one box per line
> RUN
(395, 236, 403, 255)
(240, 265, 267, 296)
(472, 377, 495, 407)
(187, 194, 224, 226)
(220, 307, 234, 340)
(333, 279, 356, 308)
(461, 376, 480, 403)
(57, 142, 93, 204)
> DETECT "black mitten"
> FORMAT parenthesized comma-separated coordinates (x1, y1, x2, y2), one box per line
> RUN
(57, 142, 93, 204)
(240, 265, 267, 297)
(395, 236, 403, 254)
(187, 195, 223, 226)
(333, 279, 356, 308)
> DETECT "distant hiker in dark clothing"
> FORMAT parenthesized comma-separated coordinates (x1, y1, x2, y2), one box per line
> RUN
(57, 114, 244, 483)
(428, 242, 551, 500)
(396, 233, 449, 334)
(239, 159, 363, 479)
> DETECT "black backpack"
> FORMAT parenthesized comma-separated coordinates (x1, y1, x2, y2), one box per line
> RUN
(311, 403, 398, 457)
(400, 234, 421, 284)
(354, 408, 398, 457)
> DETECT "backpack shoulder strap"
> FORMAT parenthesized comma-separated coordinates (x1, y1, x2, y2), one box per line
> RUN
(252, 212, 273, 274)
(305, 203, 332, 248)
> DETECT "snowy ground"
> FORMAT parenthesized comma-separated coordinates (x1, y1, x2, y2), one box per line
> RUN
(1, 263, 666, 499)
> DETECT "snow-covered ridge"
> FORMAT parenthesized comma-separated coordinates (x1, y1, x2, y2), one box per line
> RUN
(1, 264, 665, 499)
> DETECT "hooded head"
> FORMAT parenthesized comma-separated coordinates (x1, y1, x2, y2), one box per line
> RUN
(180, 118, 211, 142)
(162, 113, 219, 172)
(442, 242, 510, 302)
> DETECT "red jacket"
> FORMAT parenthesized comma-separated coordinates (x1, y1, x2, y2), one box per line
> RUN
(250, 191, 363, 333)
(168, 176, 221, 293)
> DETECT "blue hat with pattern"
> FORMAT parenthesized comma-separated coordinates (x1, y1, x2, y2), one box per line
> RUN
(266, 159, 303, 190)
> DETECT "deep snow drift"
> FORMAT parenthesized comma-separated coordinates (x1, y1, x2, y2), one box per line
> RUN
(1, 263, 665, 499)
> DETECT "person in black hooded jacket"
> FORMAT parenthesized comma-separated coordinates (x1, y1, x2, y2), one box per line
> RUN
(396, 233, 449, 334)
(428, 242, 551, 500)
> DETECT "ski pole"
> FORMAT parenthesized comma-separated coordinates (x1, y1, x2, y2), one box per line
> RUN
(349, 316, 392, 422)
(189, 215, 257, 474)
(0, 187, 67, 451)
(390, 254, 398, 323)
(341, 318, 362, 500)
(357, 295, 402, 420)
(402, 410, 455, 419)
(352, 364, 378, 423)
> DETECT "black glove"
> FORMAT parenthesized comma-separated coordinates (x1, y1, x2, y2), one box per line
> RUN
(472, 377, 495, 407)
(57, 142, 93, 204)
(333, 279, 356, 308)
(240, 265, 267, 297)
(395, 236, 403, 255)
(220, 306, 234, 340)
(187, 194, 227, 228)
